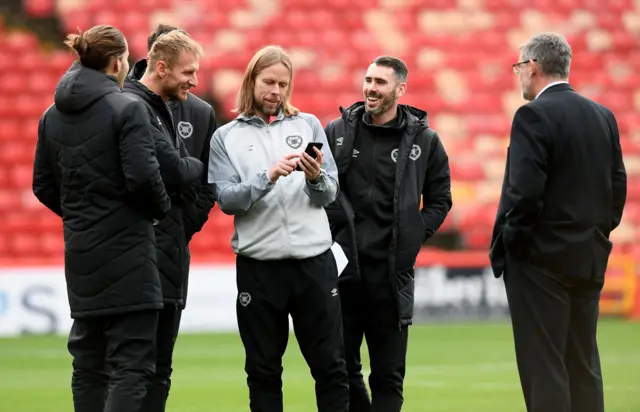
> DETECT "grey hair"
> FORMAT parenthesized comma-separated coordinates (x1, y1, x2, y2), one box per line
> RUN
(520, 32, 572, 79)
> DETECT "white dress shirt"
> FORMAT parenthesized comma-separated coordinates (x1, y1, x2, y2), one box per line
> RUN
(535, 81, 569, 99)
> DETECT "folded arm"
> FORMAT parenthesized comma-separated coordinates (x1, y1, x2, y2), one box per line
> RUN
(153, 123, 203, 192)
(184, 108, 217, 241)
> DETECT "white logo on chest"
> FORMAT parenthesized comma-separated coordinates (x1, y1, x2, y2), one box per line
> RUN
(177, 121, 193, 139)
(239, 292, 251, 307)
(391, 145, 422, 163)
(285, 135, 303, 149)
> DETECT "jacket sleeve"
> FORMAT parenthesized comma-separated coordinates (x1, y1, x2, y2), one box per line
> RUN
(152, 122, 204, 192)
(32, 112, 62, 217)
(183, 107, 217, 242)
(303, 114, 340, 207)
(118, 100, 171, 221)
(420, 130, 453, 242)
(208, 126, 275, 215)
(502, 104, 549, 254)
(608, 110, 627, 232)
(322, 119, 348, 227)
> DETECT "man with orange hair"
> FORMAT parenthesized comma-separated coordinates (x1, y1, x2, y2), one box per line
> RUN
(208, 45, 349, 412)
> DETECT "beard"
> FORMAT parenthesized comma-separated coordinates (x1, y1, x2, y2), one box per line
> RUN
(165, 85, 188, 102)
(255, 100, 281, 116)
(365, 90, 397, 116)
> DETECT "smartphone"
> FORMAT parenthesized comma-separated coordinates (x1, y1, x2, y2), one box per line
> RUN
(296, 142, 323, 171)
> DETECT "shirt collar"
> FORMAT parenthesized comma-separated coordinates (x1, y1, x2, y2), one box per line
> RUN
(535, 81, 569, 99)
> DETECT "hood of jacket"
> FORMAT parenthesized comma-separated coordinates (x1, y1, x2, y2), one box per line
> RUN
(54, 61, 121, 113)
(339, 101, 429, 134)
(123, 59, 167, 113)
(130, 58, 148, 81)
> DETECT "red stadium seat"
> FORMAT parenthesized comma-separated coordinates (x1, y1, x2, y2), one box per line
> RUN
(0, 0, 638, 264)
(24, 0, 55, 17)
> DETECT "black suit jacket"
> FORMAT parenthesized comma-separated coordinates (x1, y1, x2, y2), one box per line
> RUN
(490, 83, 627, 283)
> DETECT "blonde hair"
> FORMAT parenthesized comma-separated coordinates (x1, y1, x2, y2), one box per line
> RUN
(148, 30, 203, 68)
(234, 45, 299, 117)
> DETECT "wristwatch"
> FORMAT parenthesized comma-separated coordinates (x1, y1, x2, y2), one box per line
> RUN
(308, 171, 324, 185)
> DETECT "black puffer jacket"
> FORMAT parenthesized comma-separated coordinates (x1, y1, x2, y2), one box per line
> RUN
(32, 62, 171, 318)
(123, 74, 204, 309)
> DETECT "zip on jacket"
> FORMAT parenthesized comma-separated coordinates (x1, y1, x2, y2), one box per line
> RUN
(208, 111, 339, 260)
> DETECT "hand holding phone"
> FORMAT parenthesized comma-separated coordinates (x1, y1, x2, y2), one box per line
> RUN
(268, 153, 299, 182)
(296, 142, 324, 180)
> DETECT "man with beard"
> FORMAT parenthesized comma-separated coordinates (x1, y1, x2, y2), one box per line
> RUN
(125, 24, 217, 411)
(490, 32, 626, 412)
(207, 45, 349, 412)
(122, 29, 204, 412)
(143, 24, 217, 255)
(324, 56, 452, 412)
(33, 25, 171, 412)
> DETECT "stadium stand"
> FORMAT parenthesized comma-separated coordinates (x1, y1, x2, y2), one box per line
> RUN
(0, 0, 639, 266)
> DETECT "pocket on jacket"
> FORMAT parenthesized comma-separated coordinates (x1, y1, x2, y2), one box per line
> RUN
(392, 268, 415, 323)
(398, 210, 424, 265)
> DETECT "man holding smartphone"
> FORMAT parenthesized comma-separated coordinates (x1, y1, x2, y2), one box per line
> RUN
(208, 45, 349, 411)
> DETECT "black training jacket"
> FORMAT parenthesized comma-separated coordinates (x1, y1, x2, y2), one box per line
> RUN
(131, 59, 218, 307)
(325, 102, 452, 326)
(123, 72, 203, 309)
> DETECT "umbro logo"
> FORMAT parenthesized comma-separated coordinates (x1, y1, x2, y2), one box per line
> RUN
(352, 149, 359, 158)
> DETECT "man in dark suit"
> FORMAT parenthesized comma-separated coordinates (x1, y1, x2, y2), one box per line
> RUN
(490, 32, 627, 412)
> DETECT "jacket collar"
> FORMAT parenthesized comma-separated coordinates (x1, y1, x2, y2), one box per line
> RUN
(536, 82, 573, 99)
(339, 102, 428, 137)
(236, 109, 286, 126)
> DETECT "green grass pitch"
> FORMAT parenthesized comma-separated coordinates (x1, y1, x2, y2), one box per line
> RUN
(0, 320, 638, 411)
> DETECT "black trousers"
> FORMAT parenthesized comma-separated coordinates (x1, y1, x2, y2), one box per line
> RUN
(140, 305, 183, 412)
(236, 249, 349, 412)
(339, 258, 409, 412)
(67, 309, 159, 412)
(505, 260, 604, 412)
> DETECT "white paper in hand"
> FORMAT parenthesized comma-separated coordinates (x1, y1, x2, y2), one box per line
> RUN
(331, 242, 349, 276)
